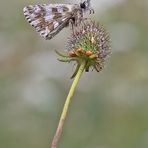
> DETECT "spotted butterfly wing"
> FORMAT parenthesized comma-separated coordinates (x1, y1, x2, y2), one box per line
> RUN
(23, 4, 79, 39)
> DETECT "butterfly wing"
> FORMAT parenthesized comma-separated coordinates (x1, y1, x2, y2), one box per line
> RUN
(23, 4, 77, 39)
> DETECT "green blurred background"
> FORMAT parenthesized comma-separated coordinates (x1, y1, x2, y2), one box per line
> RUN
(0, 0, 148, 148)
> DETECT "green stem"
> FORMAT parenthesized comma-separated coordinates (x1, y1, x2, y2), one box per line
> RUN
(51, 60, 86, 148)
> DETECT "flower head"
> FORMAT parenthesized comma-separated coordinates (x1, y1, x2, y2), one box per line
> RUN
(56, 20, 111, 78)
(67, 20, 111, 72)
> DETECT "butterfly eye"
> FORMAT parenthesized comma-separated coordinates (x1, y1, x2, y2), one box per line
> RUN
(80, 2, 86, 9)
(80, 0, 90, 10)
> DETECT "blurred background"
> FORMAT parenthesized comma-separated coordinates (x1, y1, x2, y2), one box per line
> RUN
(0, 0, 148, 148)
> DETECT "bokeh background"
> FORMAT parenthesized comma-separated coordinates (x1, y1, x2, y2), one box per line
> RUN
(0, 0, 148, 148)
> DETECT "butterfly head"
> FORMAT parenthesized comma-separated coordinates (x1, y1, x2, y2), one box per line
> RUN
(80, 0, 94, 13)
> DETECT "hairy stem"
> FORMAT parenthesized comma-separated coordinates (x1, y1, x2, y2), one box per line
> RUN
(51, 60, 86, 148)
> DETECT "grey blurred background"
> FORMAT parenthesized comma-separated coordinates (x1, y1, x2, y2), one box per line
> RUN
(0, 0, 148, 148)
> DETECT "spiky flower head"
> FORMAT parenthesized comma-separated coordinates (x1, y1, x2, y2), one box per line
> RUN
(56, 20, 111, 78)
(67, 20, 111, 72)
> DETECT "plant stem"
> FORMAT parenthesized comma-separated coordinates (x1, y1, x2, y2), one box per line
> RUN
(51, 60, 86, 148)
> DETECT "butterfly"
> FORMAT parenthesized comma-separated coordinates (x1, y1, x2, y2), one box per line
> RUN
(23, 0, 94, 40)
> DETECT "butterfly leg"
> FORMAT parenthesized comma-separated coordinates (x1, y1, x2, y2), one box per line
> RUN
(69, 18, 76, 33)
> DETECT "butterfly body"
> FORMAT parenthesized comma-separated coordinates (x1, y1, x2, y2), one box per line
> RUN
(23, 0, 93, 40)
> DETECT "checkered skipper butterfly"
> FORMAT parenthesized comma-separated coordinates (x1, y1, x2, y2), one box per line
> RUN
(23, 0, 94, 40)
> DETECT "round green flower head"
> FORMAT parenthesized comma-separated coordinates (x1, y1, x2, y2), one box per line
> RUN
(56, 20, 111, 78)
